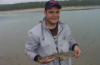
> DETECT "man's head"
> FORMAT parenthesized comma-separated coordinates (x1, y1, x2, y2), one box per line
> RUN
(44, 0, 62, 25)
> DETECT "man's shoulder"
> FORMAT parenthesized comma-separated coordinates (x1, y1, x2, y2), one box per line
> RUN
(28, 23, 42, 36)
(60, 23, 71, 35)
(61, 23, 70, 29)
(59, 21, 69, 28)
(30, 23, 41, 31)
(63, 23, 69, 27)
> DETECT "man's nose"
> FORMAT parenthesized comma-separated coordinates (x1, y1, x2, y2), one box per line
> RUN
(53, 13, 58, 16)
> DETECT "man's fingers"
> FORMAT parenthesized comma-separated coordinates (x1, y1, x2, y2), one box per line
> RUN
(39, 57, 56, 64)
(47, 58, 54, 62)
(78, 50, 82, 57)
(74, 51, 78, 58)
(74, 50, 81, 58)
(74, 45, 81, 58)
(46, 57, 56, 62)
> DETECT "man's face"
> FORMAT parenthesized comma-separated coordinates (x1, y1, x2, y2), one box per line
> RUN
(45, 7, 60, 24)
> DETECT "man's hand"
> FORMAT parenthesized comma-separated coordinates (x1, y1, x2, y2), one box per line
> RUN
(38, 57, 56, 64)
(74, 45, 81, 58)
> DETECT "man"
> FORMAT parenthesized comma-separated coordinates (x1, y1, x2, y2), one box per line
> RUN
(25, 0, 81, 65)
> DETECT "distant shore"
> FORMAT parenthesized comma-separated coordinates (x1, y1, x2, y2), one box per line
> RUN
(0, 5, 100, 13)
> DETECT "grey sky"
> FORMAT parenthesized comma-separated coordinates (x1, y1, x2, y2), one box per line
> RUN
(0, 0, 49, 4)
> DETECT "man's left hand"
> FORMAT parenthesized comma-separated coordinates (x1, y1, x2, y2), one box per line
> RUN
(74, 45, 81, 58)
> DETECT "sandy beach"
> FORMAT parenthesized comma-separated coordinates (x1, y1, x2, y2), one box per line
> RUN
(0, 5, 100, 13)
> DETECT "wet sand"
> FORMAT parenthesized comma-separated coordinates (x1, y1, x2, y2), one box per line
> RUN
(0, 5, 100, 13)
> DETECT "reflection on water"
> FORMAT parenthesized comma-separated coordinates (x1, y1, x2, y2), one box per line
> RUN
(0, 9, 100, 65)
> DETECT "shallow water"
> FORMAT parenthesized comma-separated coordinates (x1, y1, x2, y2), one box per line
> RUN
(0, 9, 100, 65)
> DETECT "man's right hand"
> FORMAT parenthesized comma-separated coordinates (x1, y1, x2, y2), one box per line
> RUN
(38, 57, 56, 64)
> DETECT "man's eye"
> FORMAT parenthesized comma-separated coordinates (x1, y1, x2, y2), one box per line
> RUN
(49, 11, 53, 13)
(56, 11, 59, 13)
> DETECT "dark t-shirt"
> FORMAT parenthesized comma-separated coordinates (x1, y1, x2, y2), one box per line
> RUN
(49, 24, 58, 36)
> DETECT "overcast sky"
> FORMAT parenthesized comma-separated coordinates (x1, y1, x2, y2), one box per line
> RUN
(0, 0, 49, 4)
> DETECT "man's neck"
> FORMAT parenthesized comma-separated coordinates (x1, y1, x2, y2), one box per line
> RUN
(45, 19, 57, 30)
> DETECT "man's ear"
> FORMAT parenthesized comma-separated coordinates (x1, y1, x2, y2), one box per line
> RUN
(44, 10, 47, 16)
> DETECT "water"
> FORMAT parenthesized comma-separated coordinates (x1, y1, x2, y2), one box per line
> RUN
(0, 9, 100, 65)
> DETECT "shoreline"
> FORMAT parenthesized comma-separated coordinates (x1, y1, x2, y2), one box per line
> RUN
(0, 5, 100, 13)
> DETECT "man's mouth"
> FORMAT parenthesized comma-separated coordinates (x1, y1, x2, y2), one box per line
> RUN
(51, 18, 58, 20)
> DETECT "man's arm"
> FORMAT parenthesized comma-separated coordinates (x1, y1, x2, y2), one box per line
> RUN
(69, 35, 81, 58)
(25, 31, 40, 61)
(66, 25, 81, 58)
(25, 30, 56, 63)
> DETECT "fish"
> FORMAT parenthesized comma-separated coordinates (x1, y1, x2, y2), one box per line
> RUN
(42, 51, 75, 61)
